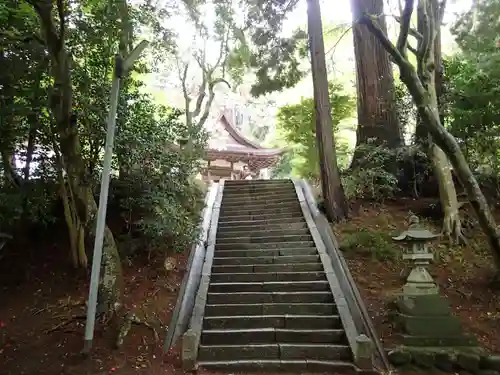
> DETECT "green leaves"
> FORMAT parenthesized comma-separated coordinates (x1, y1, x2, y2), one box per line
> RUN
(275, 82, 355, 180)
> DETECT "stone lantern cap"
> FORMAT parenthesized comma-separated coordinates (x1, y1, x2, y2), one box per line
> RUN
(392, 215, 439, 242)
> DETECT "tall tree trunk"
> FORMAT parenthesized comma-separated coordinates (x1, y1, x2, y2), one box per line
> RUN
(307, 0, 348, 222)
(417, 0, 464, 243)
(31, 0, 123, 315)
(350, 0, 402, 166)
(360, 0, 500, 271)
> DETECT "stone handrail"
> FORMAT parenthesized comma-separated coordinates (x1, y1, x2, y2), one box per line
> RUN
(297, 179, 391, 372)
(163, 182, 220, 352)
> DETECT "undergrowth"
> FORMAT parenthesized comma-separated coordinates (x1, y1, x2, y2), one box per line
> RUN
(339, 229, 400, 261)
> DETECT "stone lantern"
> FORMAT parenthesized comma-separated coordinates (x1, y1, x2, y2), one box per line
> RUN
(392, 215, 440, 295)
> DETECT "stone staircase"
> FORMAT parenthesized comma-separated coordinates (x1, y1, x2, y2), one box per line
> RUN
(195, 179, 374, 373)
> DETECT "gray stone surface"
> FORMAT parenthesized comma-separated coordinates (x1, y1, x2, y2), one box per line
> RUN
(188, 179, 376, 372)
(397, 313, 464, 337)
(482, 355, 500, 371)
(198, 344, 280, 361)
(215, 240, 315, 250)
(457, 352, 481, 372)
(275, 328, 345, 343)
(387, 349, 412, 365)
(395, 294, 452, 316)
(201, 328, 275, 345)
(354, 334, 374, 369)
(279, 343, 351, 361)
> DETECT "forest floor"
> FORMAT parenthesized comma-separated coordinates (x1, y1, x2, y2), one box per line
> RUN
(337, 198, 500, 354)
(0, 198, 499, 375)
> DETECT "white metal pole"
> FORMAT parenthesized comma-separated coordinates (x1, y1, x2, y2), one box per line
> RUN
(83, 56, 121, 353)
(83, 40, 148, 354)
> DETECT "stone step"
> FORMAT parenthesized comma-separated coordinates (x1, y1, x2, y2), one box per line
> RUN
(206, 291, 333, 304)
(222, 188, 297, 198)
(213, 248, 317, 258)
(212, 254, 320, 266)
(201, 328, 346, 345)
(221, 199, 299, 211)
(204, 303, 337, 316)
(203, 315, 342, 330)
(219, 211, 303, 224)
(224, 179, 291, 185)
(198, 359, 359, 373)
(211, 262, 324, 274)
(222, 192, 299, 202)
(216, 234, 313, 245)
(219, 206, 303, 217)
(215, 241, 315, 251)
(210, 270, 324, 283)
(222, 188, 296, 196)
(221, 195, 298, 207)
(217, 228, 311, 240)
(223, 182, 293, 189)
(197, 343, 351, 362)
(217, 215, 306, 230)
(217, 221, 308, 233)
(209, 280, 330, 293)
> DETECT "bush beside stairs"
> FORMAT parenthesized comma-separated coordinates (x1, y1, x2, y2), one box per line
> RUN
(185, 179, 378, 374)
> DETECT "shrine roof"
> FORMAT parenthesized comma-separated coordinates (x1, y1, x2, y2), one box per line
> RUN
(206, 111, 284, 159)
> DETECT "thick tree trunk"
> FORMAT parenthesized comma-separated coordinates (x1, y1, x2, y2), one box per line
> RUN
(32, 0, 123, 314)
(307, 0, 348, 222)
(360, 0, 500, 270)
(350, 0, 402, 164)
(431, 143, 464, 243)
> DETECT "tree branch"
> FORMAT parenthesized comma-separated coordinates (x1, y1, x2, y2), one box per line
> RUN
(396, 0, 415, 55)
(197, 78, 230, 129)
(359, 15, 408, 68)
(394, 15, 423, 41)
(56, 0, 65, 42)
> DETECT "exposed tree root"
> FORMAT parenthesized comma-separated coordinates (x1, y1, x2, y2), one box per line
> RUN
(116, 312, 159, 348)
(441, 210, 468, 246)
(46, 314, 86, 333)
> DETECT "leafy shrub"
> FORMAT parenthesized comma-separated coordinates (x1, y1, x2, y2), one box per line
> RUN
(112, 96, 208, 254)
(339, 229, 399, 261)
(343, 143, 400, 201)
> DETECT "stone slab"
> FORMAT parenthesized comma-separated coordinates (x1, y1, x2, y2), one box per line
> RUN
(397, 313, 463, 337)
(400, 334, 478, 347)
(395, 294, 452, 316)
(198, 344, 280, 361)
(279, 343, 351, 361)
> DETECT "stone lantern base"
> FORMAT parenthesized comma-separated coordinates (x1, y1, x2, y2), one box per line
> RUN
(403, 266, 439, 295)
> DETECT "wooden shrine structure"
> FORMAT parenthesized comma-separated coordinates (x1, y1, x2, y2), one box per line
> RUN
(201, 111, 283, 182)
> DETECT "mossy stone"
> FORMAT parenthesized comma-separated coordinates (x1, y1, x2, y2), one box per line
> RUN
(457, 352, 481, 372)
(434, 351, 455, 372)
(478, 370, 500, 375)
(388, 349, 412, 366)
(482, 356, 500, 371)
(411, 350, 435, 369)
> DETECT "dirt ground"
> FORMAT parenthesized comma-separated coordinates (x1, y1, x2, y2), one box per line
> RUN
(337, 198, 500, 353)
(1, 199, 499, 375)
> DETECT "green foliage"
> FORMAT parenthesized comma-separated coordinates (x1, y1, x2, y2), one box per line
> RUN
(222, 0, 308, 96)
(113, 101, 207, 252)
(443, 56, 500, 175)
(0, 0, 206, 257)
(394, 82, 416, 139)
(342, 144, 400, 202)
(275, 82, 355, 181)
(340, 228, 398, 261)
(443, 1, 500, 179)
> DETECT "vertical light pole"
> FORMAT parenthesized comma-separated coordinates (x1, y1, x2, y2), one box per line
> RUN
(83, 40, 149, 354)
